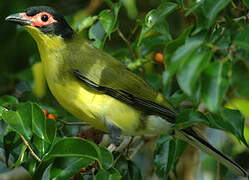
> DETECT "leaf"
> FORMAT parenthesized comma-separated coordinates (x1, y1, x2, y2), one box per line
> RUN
(89, 21, 106, 48)
(206, 108, 248, 146)
(177, 48, 212, 96)
(114, 155, 142, 180)
(96, 168, 122, 180)
(138, 2, 178, 45)
(154, 136, 176, 179)
(75, 16, 98, 32)
(187, 0, 231, 33)
(201, 61, 231, 112)
(163, 32, 206, 86)
(233, 25, 249, 53)
(231, 61, 249, 99)
(52, 157, 94, 180)
(2, 103, 33, 141)
(174, 109, 208, 130)
(243, 0, 249, 9)
(0, 106, 8, 119)
(99, 10, 116, 36)
(0, 95, 18, 107)
(99, 147, 113, 169)
(14, 144, 27, 167)
(44, 138, 101, 163)
(3, 129, 22, 163)
(164, 25, 194, 66)
(42, 164, 52, 180)
(32, 103, 50, 143)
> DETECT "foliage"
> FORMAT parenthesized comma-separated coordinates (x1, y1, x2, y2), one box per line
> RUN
(1, 0, 249, 179)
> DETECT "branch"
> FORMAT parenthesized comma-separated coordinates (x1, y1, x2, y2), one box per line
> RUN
(19, 134, 41, 162)
(117, 28, 136, 60)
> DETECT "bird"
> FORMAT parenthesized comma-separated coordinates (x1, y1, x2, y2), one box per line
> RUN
(5, 6, 248, 177)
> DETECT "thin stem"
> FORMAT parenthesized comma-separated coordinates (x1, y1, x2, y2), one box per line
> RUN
(19, 134, 41, 162)
(56, 118, 88, 126)
(117, 28, 136, 60)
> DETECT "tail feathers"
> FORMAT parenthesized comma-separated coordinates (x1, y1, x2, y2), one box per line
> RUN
(175, 129, 248, 177)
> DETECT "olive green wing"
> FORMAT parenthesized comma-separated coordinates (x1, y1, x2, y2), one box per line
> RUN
(68, 41, 176, 121)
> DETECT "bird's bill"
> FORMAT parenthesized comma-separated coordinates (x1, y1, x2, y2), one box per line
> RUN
(5, 13, 31, 26)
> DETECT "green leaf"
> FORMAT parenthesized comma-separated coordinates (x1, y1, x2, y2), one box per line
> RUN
(163, 32, 206, 86)
(45, 138, 101, 163)
(187, 0, 231, 33)
(89, 21, 106, 48)
(3, 129, 22, 163)
(52, 157, 94, 180)
(231, 61, 249, 98)
(42, 164, 52, 180)
(75, 16, 98, 32)
(99, 10, 116, 36)
(2, 103, 33, 140)
(243, 0, 249, 9)
(233, 25, 249, 53)
(99, 147, 113, 169)
(177, 48, 212, 96)
(114, 155, 142, 180)
(0, 95, 18, 107)
(14, 144, 27, 167)
(175, 109, 208, 130)
(0, 106, 8, 119)
(32, 103, 50, 143)
(206, 108, 248, 146)
(121, 0, 137, 19)
(164, 25, 194, 66)
(154, 136, 176, 179)
(201, 61, 231, 112)
(138, 2, 178, 45)
(96, 168, 122, 180)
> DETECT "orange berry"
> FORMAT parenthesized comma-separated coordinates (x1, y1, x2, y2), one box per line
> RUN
(47, 113, 56, 120)
(154, 53, 164, 65)
(42, 108, 48, 118)
(81, 168, 86, 172)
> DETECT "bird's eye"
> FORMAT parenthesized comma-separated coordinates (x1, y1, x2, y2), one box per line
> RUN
(41, 14, 48, 22)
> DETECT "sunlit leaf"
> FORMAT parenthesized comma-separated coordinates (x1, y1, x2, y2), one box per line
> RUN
(201, 61, 231, 112)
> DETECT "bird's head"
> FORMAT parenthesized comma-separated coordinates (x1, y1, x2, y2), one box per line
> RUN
(5, 6, 74, 41)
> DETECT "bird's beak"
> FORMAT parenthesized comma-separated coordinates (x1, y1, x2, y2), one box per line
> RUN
(5, 13, 32, 26)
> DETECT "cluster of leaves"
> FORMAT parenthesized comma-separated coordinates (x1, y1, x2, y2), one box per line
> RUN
(1, 0, 249, 179)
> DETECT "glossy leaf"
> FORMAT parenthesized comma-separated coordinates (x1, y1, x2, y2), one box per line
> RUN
(2, 103, 32, 141)
(201, 61, 231, 112)
(42, 164, 52, 180)
(99, 10, 116, 36)
(206, 108, 248, 146)
(14, 144, 27, 167)
(0, 95, 18, 107)
(52, 157, 94, 180)
(177, 48, 212, 96)
(32, 103, 50, 143)
(99, 146, 113, 169)
(75, 16, 98, 32)
(138, 2, 178, 45)
(44, 138, 101, 162)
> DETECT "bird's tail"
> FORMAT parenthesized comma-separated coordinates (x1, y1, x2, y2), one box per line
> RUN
(175, 128, 248, 177)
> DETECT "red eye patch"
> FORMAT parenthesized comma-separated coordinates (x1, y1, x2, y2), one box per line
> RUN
(21, 12, 57, 27)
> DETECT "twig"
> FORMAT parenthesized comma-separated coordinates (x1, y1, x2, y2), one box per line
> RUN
(56, 118, 88, 126)
(117, 28, 136, 60)
(129, 141, 145, 159)
(19, 134, 41, 162)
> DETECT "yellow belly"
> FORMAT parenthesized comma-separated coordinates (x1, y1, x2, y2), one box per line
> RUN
(47, 80, 143, 135)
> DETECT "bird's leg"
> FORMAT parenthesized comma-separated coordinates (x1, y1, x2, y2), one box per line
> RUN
(106, 121, 123, 152)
